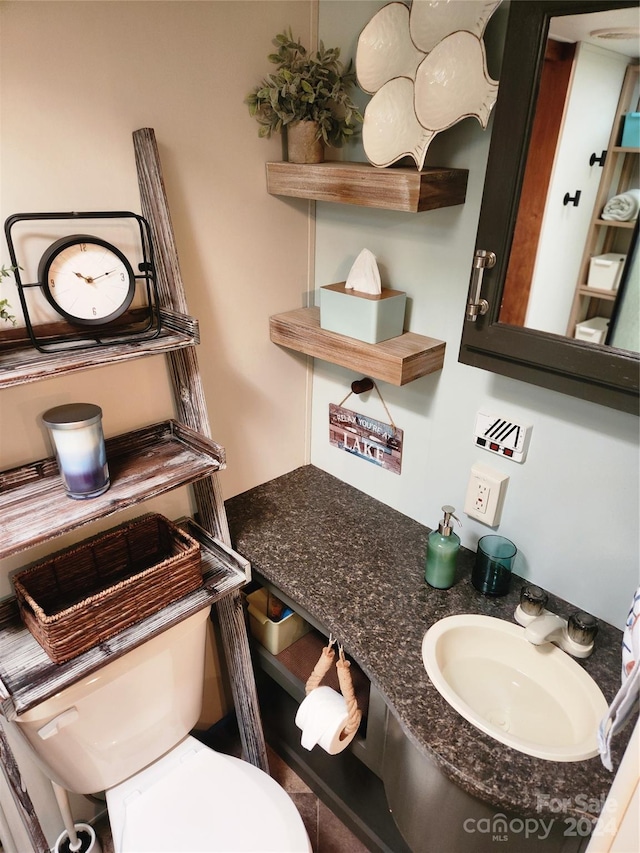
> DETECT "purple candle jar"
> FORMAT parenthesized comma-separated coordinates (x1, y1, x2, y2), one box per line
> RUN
(42, 403, 110, 499)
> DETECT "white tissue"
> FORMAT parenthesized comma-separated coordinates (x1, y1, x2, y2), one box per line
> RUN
(295, 686, 358, 755)
(345, 248, 381, 295)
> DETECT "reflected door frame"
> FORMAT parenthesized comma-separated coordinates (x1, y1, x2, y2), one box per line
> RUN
(500, 38, 575, 326)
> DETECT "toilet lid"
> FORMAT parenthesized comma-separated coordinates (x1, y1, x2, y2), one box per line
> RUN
(112, 744, 310, 852)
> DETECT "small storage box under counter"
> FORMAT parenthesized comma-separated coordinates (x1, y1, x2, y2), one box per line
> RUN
(246, 587, 311, 655)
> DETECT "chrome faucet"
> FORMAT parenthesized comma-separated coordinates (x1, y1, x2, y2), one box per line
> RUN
(514, 585, 598, 659)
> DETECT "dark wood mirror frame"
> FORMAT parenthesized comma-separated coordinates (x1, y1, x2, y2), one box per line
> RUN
(459, 0, 639, 415)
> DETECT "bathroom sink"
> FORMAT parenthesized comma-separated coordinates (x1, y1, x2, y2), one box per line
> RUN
(421, 614, 608, 761)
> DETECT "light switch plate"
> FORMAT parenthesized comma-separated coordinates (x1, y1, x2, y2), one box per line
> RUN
(464, 462, 509, 526)
(473, 411, 532, 463)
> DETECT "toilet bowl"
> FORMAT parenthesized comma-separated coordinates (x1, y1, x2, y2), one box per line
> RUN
(12, 606, 312, 852)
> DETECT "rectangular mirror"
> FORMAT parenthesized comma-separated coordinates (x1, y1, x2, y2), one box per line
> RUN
(459, 0, 639, 415)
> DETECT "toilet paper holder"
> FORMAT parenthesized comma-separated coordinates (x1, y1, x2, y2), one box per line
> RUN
(302, 635, 362, 743)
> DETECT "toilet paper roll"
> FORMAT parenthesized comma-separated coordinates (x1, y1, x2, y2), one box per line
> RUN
(294, 686, 358, 755)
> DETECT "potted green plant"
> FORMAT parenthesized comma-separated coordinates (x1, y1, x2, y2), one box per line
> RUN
(246, 28, 363, 163)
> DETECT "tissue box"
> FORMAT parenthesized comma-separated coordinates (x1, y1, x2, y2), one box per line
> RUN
(621, 112, 640, 148)
(575, 317, 609, 344)
(320, 282, 406, 344)
(587, 254, 626, 291)
(246, 588, 311, 655)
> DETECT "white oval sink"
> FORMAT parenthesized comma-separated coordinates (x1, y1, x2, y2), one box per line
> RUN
(422, 614, 608, 762)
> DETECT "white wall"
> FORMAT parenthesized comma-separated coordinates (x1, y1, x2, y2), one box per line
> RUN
(309, 1, 639, 631)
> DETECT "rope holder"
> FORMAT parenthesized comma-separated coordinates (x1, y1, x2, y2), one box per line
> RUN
(304, 634, 362, 739)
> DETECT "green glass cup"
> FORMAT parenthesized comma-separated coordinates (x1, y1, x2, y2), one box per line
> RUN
(472, 535, 517, 596)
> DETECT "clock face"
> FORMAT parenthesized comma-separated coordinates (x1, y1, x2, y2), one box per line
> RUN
(38, 234, 136, 326)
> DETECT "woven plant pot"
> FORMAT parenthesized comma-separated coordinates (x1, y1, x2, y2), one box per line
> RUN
(287, 120, 324, 163)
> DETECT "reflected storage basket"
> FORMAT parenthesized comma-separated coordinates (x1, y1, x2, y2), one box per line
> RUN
(12, 513, 202, 663)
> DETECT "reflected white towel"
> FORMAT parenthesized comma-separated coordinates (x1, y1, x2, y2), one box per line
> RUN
(598, 587, 640, 770)
(601, 189, 640, 221)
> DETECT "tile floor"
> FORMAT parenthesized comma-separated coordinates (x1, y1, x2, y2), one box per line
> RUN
(93, 739, 369, 853)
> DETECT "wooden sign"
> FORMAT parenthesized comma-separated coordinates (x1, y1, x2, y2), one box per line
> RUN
(329, 404, 403, 474)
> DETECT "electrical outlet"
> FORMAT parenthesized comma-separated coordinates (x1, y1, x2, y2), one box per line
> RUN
(474, 482, 489, 514)
(464, 462, 509, 526)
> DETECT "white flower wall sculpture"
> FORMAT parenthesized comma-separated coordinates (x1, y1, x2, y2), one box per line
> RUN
(356, 0, 501, 169)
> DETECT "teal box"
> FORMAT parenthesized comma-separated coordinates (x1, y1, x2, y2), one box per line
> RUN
(320, 282, 406, 344)
(621, 113, 640, 148)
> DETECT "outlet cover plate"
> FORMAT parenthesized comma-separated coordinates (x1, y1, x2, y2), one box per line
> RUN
(464, 462, 509, 526)
(473, 411, 532, 463)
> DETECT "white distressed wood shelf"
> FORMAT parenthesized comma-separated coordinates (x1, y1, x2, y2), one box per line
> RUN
(0, 520, 250, 717)
(266, 161, 468, 213)
(0, 420, 225, 559)
(0, 308, 199, 389)
(270, 307, 445, 386)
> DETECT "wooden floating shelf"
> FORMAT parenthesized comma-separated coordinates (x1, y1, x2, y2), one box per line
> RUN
(266, 161, 468, 213)
(0, 420, 225, 559)
(0, 309, 199, 389)
(0, 520, 250, 716)
(270, 307, 445, 386)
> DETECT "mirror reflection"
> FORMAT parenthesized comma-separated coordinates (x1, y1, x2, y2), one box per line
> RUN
(499, 8, 639, 353)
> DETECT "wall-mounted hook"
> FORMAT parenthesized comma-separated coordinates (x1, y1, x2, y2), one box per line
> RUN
(351, 378, 374, 395)
(589, 151, 606, 167)
(563, 191, 581, 207)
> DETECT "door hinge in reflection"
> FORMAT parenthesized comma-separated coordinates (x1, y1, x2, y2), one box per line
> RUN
(466, 249, 496, 322)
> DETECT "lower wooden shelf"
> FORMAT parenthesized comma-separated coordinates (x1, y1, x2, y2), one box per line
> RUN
(270, 307, 445, 385)
(266, 161, 468, 213)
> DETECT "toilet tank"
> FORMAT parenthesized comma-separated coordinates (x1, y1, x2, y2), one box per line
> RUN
(12, 606, 211, 794)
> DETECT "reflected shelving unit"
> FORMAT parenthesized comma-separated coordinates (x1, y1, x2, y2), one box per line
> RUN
(567, 64, 639, 338)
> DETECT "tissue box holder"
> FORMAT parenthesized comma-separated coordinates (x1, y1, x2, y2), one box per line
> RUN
(587, 254, 626, 291)
(247, 588, 310, 655)
(320, 282, 406, 344)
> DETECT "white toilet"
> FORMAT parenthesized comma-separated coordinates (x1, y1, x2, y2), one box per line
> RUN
(12, 606, 312, 852)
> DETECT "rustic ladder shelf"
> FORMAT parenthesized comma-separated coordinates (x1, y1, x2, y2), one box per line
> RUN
(270, 307, 446, 385)
(0, 129, 268, 850)
(266, 161, 468, 213)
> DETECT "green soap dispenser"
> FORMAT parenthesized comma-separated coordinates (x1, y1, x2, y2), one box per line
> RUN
(425, 505, 460, 589)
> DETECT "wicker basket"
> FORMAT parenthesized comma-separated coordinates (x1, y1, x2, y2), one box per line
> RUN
(13, 513, 202, 663)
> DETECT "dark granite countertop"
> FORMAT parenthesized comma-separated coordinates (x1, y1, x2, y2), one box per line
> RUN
(226, 465, 634, 823)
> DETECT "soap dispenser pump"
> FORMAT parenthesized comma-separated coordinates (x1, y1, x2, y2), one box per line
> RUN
(425, 505, 460, 589)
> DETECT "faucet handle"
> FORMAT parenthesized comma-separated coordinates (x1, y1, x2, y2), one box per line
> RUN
(567, 612, 599, 647)
(520, 584, 548, 617)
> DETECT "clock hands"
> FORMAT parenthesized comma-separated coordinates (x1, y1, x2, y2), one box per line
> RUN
(73, 268, 118, 284)
(92, 268, 118, 281)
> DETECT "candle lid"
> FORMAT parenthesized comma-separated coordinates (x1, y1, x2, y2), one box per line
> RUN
(42, 403, 103, 429)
